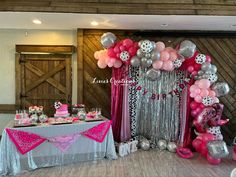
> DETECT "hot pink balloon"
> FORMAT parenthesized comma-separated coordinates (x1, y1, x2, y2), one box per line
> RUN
(198, 79, 210, 89)
(162, 60, 174, 71)
(123, 38, 133, 48)
(114, 45, 120, 54)
(206, 55, 212, 62)
(190, 101, 199, 110)
(128, 47, 137, 56)
(160, 51, 170, 61)
(191, 110, 198, 117)
(207, 154, 221, 165)
(107, 58, 116, 67)
(113, 60, 122, 68)
(97, 59, 107, 69)
(192, 139, 202, 153)
(191, 71, 198, 76)
(119, 45, 125, 52)
(200, 89, 209, 97)
(156, 41, 165, 51)
(107, 48, 116, 58)
(153, 60, 163, 70)
(187, 66, 194, 73)
(194, 95, 202, 103)
(169, 51, 178, 61)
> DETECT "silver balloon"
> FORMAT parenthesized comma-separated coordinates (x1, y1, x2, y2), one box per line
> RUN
(100, 32, 116, 49)
(178, 40, 196, 58)
(205, 70, 212, 75)
(152, 41, 156, 49)
(145, 53, 151, 58)
(210, 65, 217, 74)
(146, 59, 153, 67)
(139, 139, 150, 151)
(157, 139, 167, 151)
(137, 49, 144, 58)
(130, 56, 140, 67)
(167, 142, 177, 153)
(146, 68, 161, 81)
(201, 62, 212, 71)
(151, 50, 160, 61)
(207, 140, 229, 158)
(212, 82, 230, 97)
(198, 70, 205, 76)
(141, 57, 149, 68)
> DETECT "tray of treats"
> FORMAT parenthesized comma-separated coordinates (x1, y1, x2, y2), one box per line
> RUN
(48, 117, 73, 125)
(84, 113, 105, 122)
(13, 122, 38, 128)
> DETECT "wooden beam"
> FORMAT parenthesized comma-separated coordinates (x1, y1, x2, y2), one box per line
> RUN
(15, 53, 21, 109)
(0, 104, 16, 114)
(16, 45, 76, 54)
(77, 29, 84, 103)
(25, 63, 65, 93)
(25, 62, 67, 93)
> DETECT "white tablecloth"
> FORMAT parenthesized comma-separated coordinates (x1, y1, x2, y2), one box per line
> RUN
(0, 120, 117, 176)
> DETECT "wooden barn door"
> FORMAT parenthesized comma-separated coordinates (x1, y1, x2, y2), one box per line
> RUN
(15, 45, 75, 116)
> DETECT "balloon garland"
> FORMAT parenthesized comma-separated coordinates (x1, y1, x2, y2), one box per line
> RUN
(94, 32, 230, 165)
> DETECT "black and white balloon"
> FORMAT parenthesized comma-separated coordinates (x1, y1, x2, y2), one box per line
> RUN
(100, 32, 117, 49)
(139, 40, 154, 53)
(120, 51, 130, 62)
(178, 40, 196, 58)
(173, 59, 182, 69)
(202, 96, 213, 106)
(211, 82, 230, 97)
(195, 62, 218, 84)
(195, 54, 206, 64)
(157, 139, 167, 150)
(146, 68, 161, 81)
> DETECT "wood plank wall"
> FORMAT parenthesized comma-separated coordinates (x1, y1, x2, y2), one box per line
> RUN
(2, 0, 236, 15)
(78, 29, 236, 144)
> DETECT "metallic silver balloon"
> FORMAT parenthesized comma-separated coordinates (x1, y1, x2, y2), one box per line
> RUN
(139, 139, 150, 151)
(145, 53, 151, 58)
(207, 140, 229, 158)
(141, 57, 149, 68)
(212, 82, 230, 97)
(100, 32, 116, 49)
(130, 56, 140, 67)
(167, 142, 177, 153)
(137, 49, 144, 58)
(201, 62, 212, 71)
(146, 59, 153, 67)
(151, 50, 160, 61)
(205, 70, 212, 75)
(198, 70, 205, 76)
(210, 65, 217, 74)
(178, 40, 196, 58)
(146, 68, 161, 81)
(157, 139, 167, 151)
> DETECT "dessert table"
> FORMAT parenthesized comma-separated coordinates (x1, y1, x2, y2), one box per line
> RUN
(0, 120, 117, 176)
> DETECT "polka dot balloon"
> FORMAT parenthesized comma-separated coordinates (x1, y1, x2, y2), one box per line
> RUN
(173, 59, 182, 68)
(202, 96, 213, 106)
(120, 51, 130, 61)
(195, 54, 206, 64)
(140, 40, 154, 53)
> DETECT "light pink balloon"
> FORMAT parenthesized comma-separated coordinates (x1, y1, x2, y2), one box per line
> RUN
(206, 55, 212, 63)
(187, 66, 194, 73)
(209, 90, 216, 97)
(190, 93, 197, 98)
(194, 88, 201, 94)
(162, 61, 174, 71)
(107, 58, 116, 67)
(153, 60, 163, 70)
(156, 41, 165, 51)
(97, 59, 107, 69)
(94, 51, 100, 59)
(198, 79, 211, 89)
(194, 95, 202, 103)
(200, 89, 209, 97)
(165, 47, 174, 52)
(213, 97, 219, 103)
(195, 80, 200, 85)
(169, 51, 178, 61)
(190, 85, 198, 93)
(160, 51, 170, 61)
(113, 60, 122, 68)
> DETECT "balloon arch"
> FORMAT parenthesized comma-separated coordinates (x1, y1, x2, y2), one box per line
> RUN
(94, 32, 230, 165)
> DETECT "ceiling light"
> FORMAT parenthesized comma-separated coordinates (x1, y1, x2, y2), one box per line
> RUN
(91, 21, 99, 26)
(161, 23, 168, 27)
(231, 24, 236, 27)
(32, 19, 42, 24)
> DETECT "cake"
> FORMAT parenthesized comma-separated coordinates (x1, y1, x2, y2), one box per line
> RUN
(54, 104, 70, 118)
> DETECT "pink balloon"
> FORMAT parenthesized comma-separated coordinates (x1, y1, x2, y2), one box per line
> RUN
(153, 60, 163, 70)
(169, 51, 178, 61)
(156, 42, 165, 51)
(194, 88, 201, 94)
(191, 110, 198, 117)
(107, 48, 116, 58)
(114, 45, 120, 53)
(187, 66, 194, 73)
(191, 71, 198, 76)
(200, 89, 209, 97)
(160, 51, 170, 61)
(199, 103, 205, 109)
(194, 95, 202, 103)
(206, 55, 212, 63)
(213, 97, 219, 103)
(190, 93, 197, 98)
(190, 85, 198, 93)
(162, 60, 174, 71)
(107, 58, 116, 67)
(209, 90, 216, 97)
(123, 38, 133, 48)
(97, 59, 107, 69)
(113, 60, 122, 68)
(207, 154, 221, 165)
(201, 145, 208, 157)
(195, 107, 203, 114)
(192, 139, 202, 153)
(94, 51, 100, 59)
(119, 45, 125, 52)
(198, 79, 210, 89)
